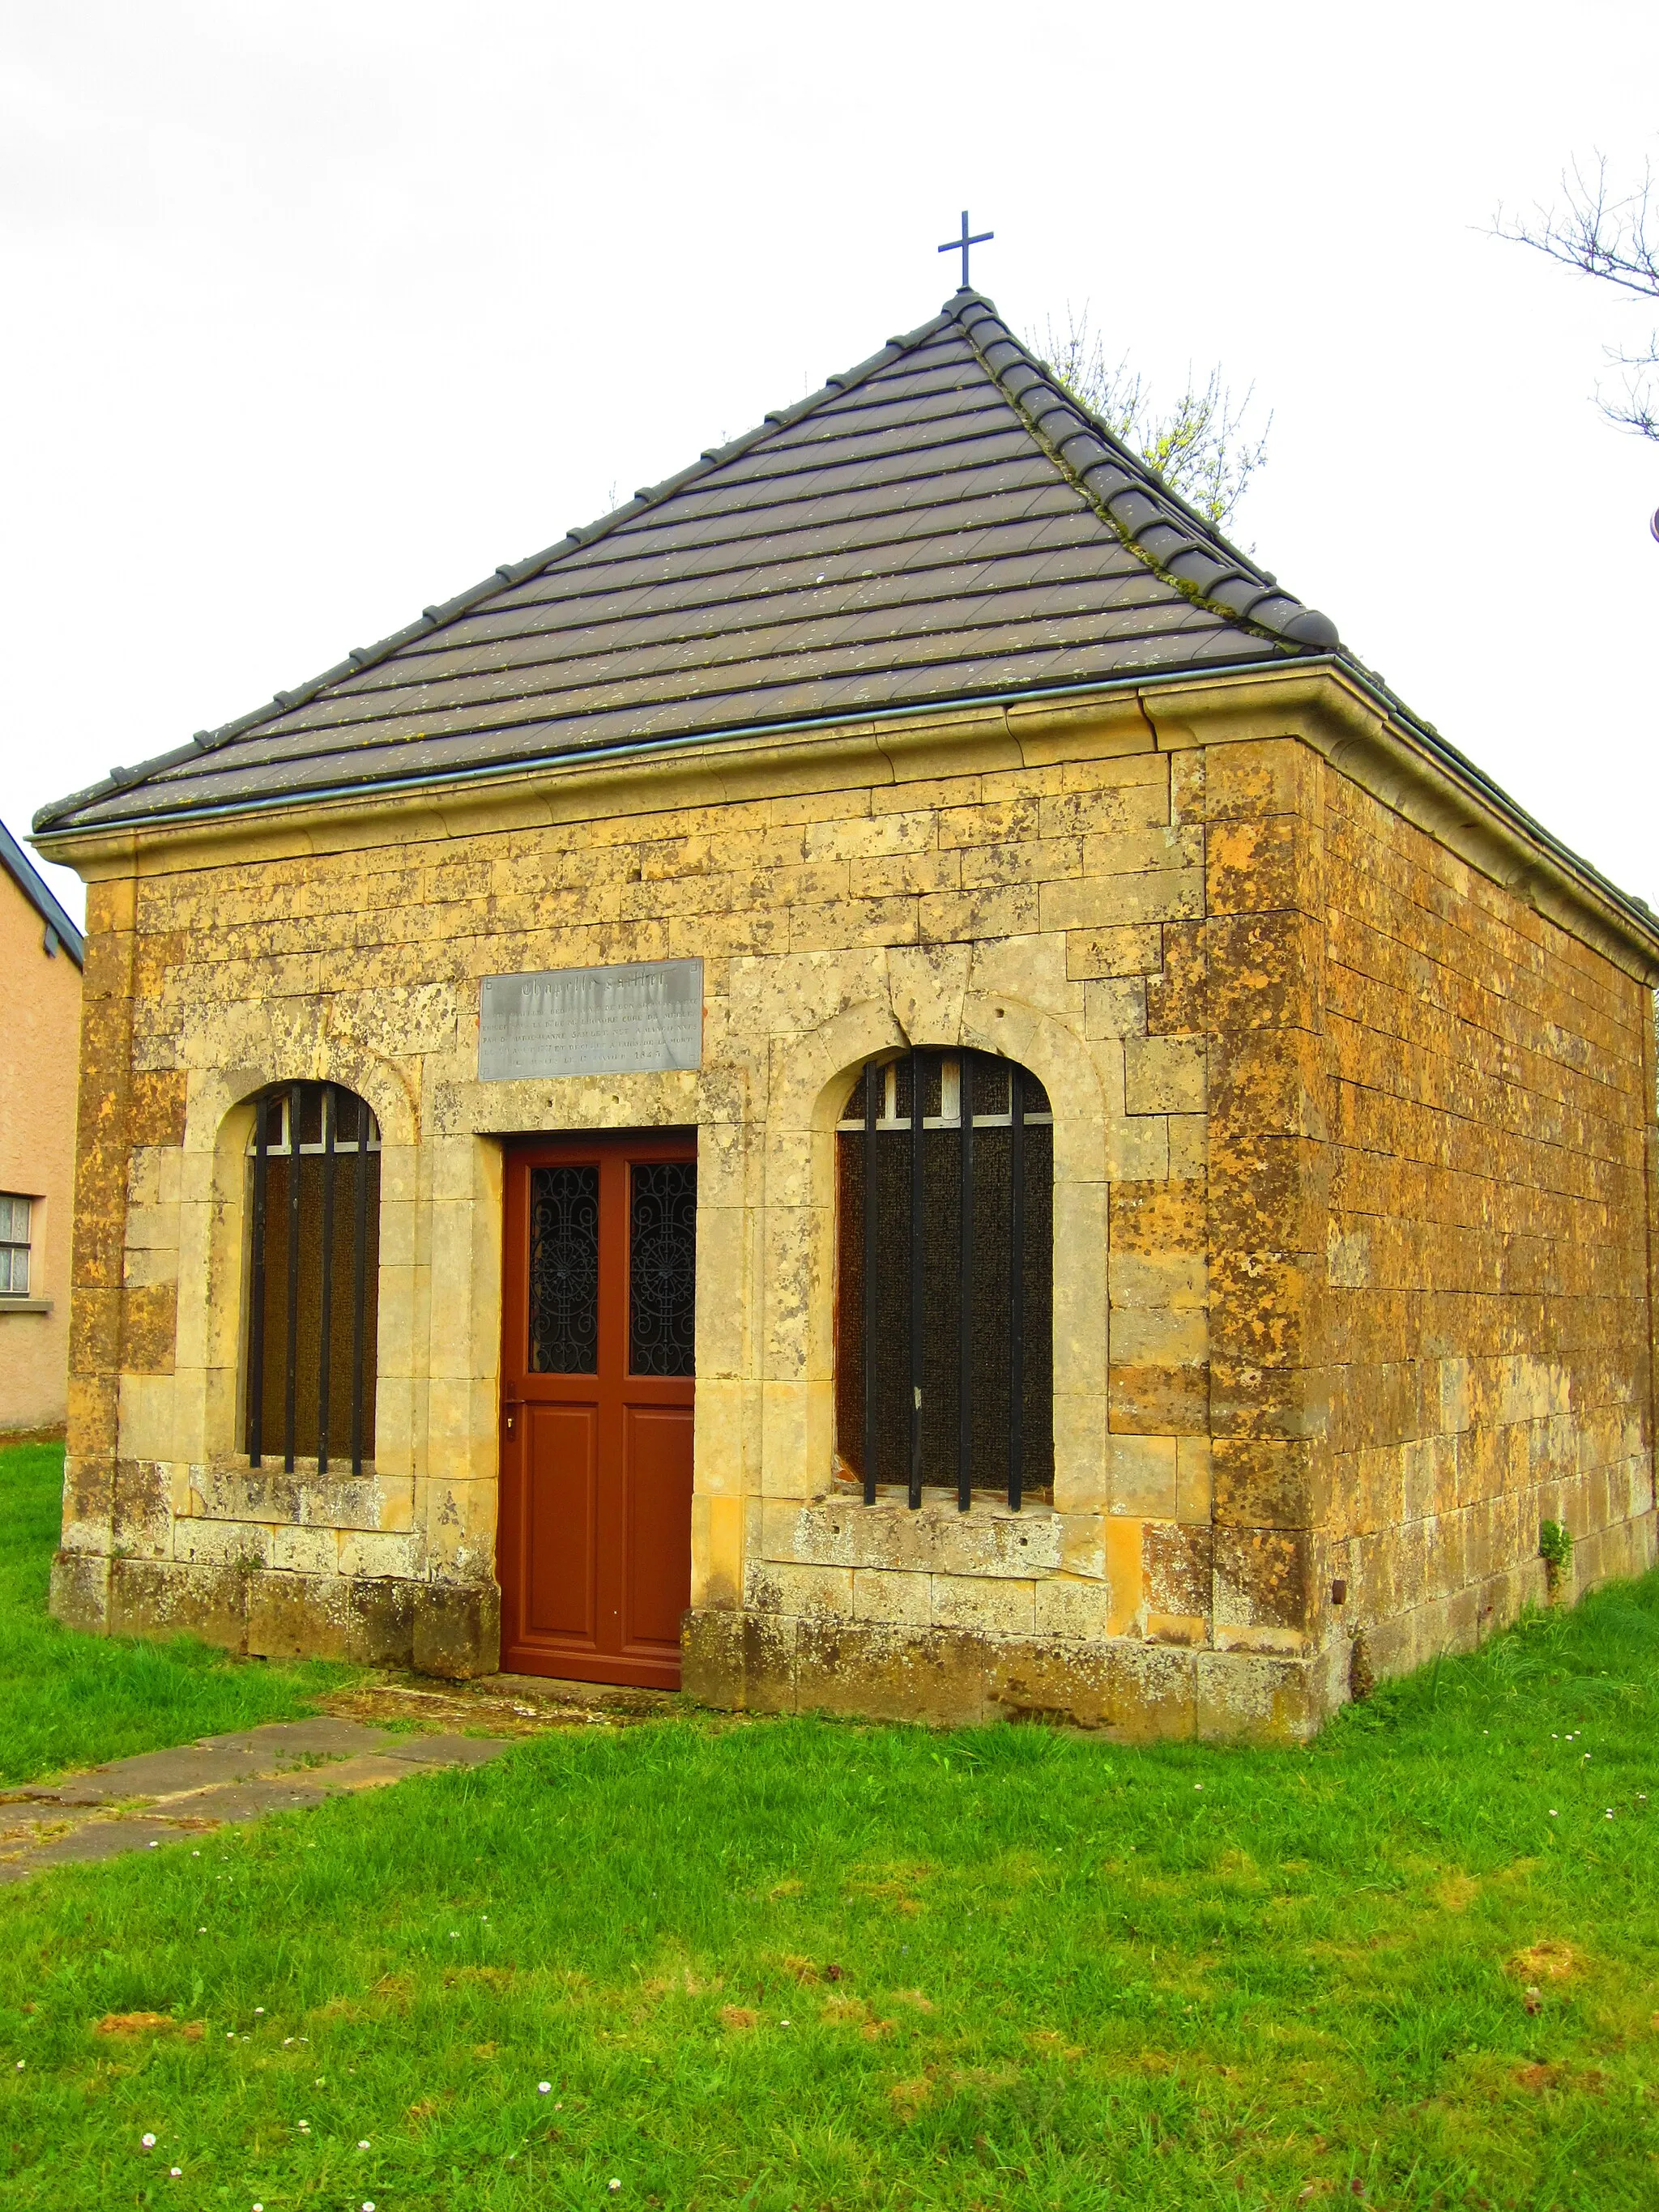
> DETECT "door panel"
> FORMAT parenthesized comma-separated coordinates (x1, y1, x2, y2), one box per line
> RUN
(499, 1134, 696, 1689)
(621, 1404, 695, 1653)
(524, 1402, 599, 1645)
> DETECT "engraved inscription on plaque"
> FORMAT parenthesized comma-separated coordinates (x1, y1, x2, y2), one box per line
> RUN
(479, 959, 704, 1081)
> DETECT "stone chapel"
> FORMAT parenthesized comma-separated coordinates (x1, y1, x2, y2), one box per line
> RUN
(32, 288, 1659, 1741)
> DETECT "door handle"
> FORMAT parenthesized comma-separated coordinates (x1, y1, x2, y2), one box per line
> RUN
(502, 1403, 519, 1438)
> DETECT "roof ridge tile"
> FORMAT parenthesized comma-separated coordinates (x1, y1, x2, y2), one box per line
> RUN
(943, 290, 1341, 653)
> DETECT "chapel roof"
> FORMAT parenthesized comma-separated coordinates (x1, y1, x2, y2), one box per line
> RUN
(33, 291, 1345, 839)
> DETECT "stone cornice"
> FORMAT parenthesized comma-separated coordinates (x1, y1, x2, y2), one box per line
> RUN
(1118, 664, 1659, 986)
(34, 661, 1659, 986)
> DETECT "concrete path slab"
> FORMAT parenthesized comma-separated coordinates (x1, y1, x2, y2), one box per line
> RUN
(27, 1818, 190, 1866)
(307, 1753, 438, 1793)
(0, 1716, 518, 1883)
(160, 1778, 336, 1823)
(383, 1733, 517, 1768)
(0, 1802, 77, 1841)
(196, 1718, 401, 1758)
(29, 1745, 276, 1805)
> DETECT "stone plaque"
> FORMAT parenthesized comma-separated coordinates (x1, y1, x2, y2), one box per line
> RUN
(479, 959, 703, 1081)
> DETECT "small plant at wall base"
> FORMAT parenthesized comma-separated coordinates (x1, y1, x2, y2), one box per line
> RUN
(1540, 1518, 1575, 1600)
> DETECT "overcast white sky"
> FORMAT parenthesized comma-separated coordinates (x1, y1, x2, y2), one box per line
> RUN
(2, 2, 1655, 926)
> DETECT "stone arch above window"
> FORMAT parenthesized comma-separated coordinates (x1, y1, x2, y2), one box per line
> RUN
(245, 1080, 381, 1473)
(834, 1047, 1053, 1511)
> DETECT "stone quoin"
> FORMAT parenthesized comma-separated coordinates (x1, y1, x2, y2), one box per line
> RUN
(31, 290, 1659, 1738)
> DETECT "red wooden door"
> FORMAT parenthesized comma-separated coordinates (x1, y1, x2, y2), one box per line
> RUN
(498, 1133, 696, 1688)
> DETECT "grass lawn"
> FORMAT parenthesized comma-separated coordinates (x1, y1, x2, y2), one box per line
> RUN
(0, 1442, 354, 1784)
(2, 1447, 1657, 2206)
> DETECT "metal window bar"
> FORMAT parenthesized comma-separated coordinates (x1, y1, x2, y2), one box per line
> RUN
(284, 1081, 303, 1473)
(1009, 1062, 1026, 1512)
(862, 1058, 879, 1507)
(316, 1085, 336, 1476)
(245, 1082, 377, 1477)
(249, 1094, 270, 1466)
(957, 1047, 975, 1515)
(840, 1048, 1051, 1514)
(350, 1090, 371, 1474)
(908, 1045, 924, 1511)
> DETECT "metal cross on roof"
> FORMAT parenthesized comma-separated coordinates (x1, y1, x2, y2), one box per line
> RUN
(938, 211, 992, 292)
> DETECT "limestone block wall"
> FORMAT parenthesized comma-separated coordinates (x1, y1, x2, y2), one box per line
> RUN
(49, 702, 1266, 1725)
(1315, 755, 1658, 1676)
(44, 679, 1659, 1737)
(689, 729, 1248, 1736)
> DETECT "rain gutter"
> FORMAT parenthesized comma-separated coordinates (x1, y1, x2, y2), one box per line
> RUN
(30, 654, 1659, 973)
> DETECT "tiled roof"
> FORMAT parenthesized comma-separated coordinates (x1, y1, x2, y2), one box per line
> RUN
(0, 817, 84, 965)
(36, 291, 1342, 837)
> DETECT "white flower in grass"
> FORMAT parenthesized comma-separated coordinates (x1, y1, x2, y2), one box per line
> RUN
(142, 2133, 156, 2148)
(357, 2138, 370, 2150)
(538, 2082, 552, 2094)
(13, 2061, 22, 2071)
(1550, 1809, 1559, 1817)
(169, 2167, 181, 2177)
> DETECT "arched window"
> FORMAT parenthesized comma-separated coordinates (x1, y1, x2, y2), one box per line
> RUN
(835, 1049, 1053, 1511)
(245, 1082, 381, 1473)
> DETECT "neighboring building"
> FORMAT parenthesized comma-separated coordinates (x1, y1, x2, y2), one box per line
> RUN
(30, 289, 1659, 1738)
(1, 818, 84, 1433)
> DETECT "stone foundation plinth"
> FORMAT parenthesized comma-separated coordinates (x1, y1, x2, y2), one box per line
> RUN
(682, 1605, 1341, 1743)
(49, 1549, 500, 1678)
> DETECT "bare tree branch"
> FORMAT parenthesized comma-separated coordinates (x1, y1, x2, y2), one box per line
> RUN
(1493, 153, 1659, 442)
(1029, 306, 1270, 532)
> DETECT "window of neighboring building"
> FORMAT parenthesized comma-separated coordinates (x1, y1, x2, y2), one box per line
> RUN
(835, 1049, 1054, 1511)
(0, 1195, 32, 1296)
(244, 1083, 381, 1473)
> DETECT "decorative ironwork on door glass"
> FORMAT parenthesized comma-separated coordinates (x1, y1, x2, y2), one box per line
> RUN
(529, 1165, 601, 1373)
(629, 1161, 697, 1377)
